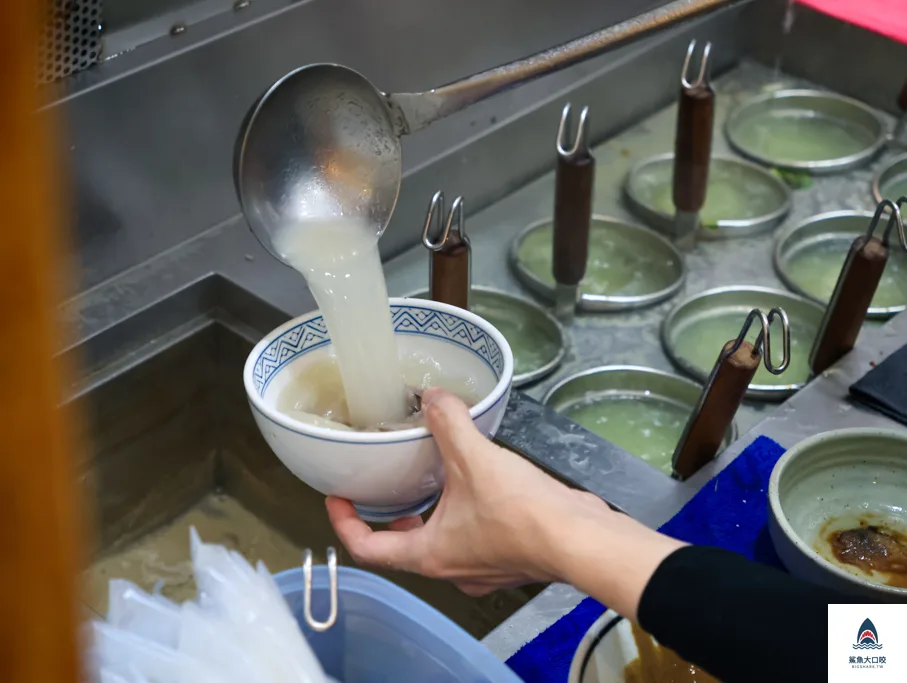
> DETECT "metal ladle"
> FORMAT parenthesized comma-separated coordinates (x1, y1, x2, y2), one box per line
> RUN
(234, 0, 741, 262)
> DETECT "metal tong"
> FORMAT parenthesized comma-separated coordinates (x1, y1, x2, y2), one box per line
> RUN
(672, 39, 715, 251)
(672, 308, 790, 480)
(552, 103, 594, 323)
(809, 199, 907, 376)
(423, 190, 471, 310)
(302, 547, 339, 632)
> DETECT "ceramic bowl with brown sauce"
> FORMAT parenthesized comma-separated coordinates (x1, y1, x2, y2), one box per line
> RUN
(768, 428, 907, 601)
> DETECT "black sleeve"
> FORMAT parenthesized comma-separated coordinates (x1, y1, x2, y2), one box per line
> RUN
(637, 545, 866, 683)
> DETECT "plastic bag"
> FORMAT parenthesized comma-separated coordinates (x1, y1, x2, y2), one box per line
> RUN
(106, 579, 181, 649)
(189, 529, 325, 683)
(89, 619, 225, 683)
(86, 528, 330, 683)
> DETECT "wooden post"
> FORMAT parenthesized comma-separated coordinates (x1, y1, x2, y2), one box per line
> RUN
(0, 1, 85, 681)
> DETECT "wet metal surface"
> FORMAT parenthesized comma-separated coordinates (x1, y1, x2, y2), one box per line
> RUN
(380, 61, 907, 658)
(384, 61, 900, 432)
(64, 60, 907, 661)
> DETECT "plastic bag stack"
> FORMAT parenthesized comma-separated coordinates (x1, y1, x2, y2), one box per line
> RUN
(86, 528, 338, 683)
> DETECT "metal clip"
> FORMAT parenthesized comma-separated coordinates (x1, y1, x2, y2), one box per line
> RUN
(863, 198, 906, 250)
(681, 39, 712, 90)
(889, 197, 907, 250)
(302, 547, 338, 632)
(422, 190, 466, 251)
(556, 103, 590, 161)
(671, 306, 790, 480)
(725, 307, 791, 374)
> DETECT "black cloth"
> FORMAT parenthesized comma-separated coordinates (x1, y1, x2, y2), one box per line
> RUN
(849, 343, 907, 427)
(638, 545, 869, 683)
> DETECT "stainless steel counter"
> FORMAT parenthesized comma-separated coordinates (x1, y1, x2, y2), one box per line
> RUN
(438, 61, 907, 658)
(63, 58, 907, 663)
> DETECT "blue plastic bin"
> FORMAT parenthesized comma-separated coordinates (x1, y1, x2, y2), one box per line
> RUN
(276, 566, 524, 683)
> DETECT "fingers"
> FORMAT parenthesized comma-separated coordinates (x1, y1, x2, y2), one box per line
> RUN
(389, 515, 424, 532)
(325, 497, 421, 571)
(454, 581, 495, 598)
(453, 575, 531, 597)
(422, 388, 488, 462)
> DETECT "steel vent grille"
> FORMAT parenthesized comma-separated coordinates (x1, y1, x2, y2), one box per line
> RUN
(37, 0, 103, 85)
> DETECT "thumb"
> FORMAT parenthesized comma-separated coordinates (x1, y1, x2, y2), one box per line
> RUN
(422, 388, 488, 463)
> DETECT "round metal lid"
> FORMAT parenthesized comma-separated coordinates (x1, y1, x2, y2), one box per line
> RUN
(509, 216, 685, 312)
(404, 286, 566, 388)
(623, 153, 792, 239)
(543, 365, 737, 477)
(872, 153, 907, 204)
(661, 286, 825, 401)
(725, 89, 886, 174)
(774, 210, 907, 320)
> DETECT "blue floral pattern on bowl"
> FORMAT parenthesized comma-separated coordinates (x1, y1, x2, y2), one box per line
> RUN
(253, 303, 505, 397)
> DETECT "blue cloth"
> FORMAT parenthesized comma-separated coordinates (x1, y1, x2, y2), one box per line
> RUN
(505, 435, 787, 683)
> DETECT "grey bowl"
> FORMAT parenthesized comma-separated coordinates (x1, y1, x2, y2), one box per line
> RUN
(768, 428, 907, 602)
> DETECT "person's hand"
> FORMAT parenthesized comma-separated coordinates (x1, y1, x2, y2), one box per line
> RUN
(325, 388, 612, 596)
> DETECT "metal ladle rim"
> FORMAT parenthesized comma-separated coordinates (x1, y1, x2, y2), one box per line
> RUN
(508, 215, 686, 311)
(234, 62, 402, 262)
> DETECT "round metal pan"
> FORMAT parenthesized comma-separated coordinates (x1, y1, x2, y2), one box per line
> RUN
(543, 365, 737, 477)
(774, 210, 907, 320)
(725, 89, 886, 174)
(872, 154, 907, 204)
(508, 215, 685, 312)
(661, 286, 825, 401)
(623, 153, 792, 239)
(405, 285, 566, 388)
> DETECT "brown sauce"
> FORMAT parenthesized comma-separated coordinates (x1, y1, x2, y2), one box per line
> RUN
(624, 623, 721, 683)
(826, 519, 907, 589)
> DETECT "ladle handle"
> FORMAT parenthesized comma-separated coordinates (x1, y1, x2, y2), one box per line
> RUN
(809, 236, 889, 376)
(553, 153, 595, 286)
(672, 340, 760, 480)
(430, 233, 471, 310)
(390, 0, 741, 133)
(673, 85, 715, 213)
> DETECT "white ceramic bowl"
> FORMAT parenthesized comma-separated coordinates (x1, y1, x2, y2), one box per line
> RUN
(768, 428, 907, 601)
(243, 298, 514, 522)
(568, 610, 627, 683)
(568, 609, 713, 682)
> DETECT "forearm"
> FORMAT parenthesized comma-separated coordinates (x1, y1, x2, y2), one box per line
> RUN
(637, 545, 847, 682)
(541, 502, 851, 683)
(541, 505, 685, 621)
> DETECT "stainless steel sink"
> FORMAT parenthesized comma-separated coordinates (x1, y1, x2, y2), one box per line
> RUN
(71, 280, 543, 638)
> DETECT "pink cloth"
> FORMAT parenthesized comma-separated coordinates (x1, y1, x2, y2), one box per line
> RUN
(796, 0, 907, 45)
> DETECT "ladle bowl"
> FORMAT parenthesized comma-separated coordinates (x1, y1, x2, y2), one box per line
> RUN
(243, 298, 513, 522)
(235, 64, 403, 260)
